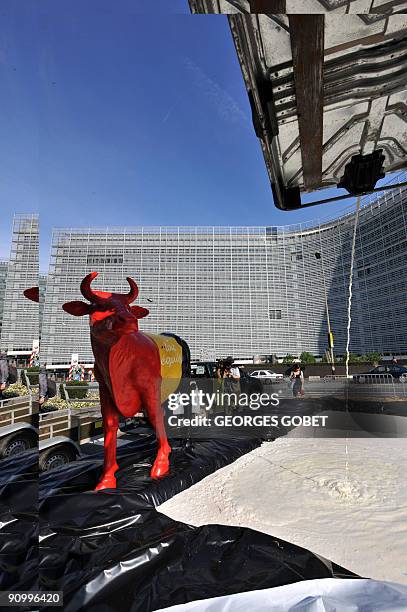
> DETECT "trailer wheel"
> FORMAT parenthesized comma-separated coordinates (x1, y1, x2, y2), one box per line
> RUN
(39, 444, 77, 472)
(0, 430, 36, 458)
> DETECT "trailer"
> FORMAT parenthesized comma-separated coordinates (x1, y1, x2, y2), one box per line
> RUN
(38, 384, 144, 470)
(0, 369, 39, 458)
(0, 393, 37, 458)
(39, 406, 103, 470)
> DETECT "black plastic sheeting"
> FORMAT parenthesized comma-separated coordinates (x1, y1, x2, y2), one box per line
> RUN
(39, 432, 356, 611)
(39, 429, 160, 501)
(2, 434, 357, 611)
(39, 430, 261, 505)
(0, 450, 38, 592)
(41, 511, 357, 612)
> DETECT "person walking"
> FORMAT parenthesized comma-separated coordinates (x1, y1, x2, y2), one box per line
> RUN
(290, 364, 304, 398)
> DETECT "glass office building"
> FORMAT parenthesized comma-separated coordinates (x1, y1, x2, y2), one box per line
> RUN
(41, 184, 407, 365)
(39, 273, 47, 333)
(0, 260, 9, 336)
(0, 214, 39, 356)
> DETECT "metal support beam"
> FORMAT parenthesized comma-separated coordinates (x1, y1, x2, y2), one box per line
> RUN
(288, 15, 324, 190)
(294, 181, 407, 210)
(249, 0, 287, 12)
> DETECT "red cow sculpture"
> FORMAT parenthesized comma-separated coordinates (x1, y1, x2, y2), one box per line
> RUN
(63, 272, 188, 491)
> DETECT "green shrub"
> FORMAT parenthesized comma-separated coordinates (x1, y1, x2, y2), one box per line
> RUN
(44, 397, 100, 411)
(282, 354, 296, 365)
(71, 400, 100, 409)
(60, 381, 89, 399)
(364, 351, 382, 365)
(300, 352, 316, 364)
(2, 382, 30, 398)
(341, 353, 363, 364)
(42, 397, 68, 411)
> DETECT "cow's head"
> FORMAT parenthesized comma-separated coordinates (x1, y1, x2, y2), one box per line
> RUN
(62, 272, 149, 334)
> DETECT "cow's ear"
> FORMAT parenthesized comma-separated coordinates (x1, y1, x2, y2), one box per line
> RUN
(63, 301, 91, 316)
(23, 287, 40, 303)
(130, 306, 149, 319)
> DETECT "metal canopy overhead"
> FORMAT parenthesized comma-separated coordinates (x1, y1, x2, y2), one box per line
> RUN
(189, 1, 407, 19)
(189, 3, 407, 209)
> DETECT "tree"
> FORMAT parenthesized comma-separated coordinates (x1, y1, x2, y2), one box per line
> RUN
(282, 354, 296, 365)
(300, 351, 316, 364)
(341, 353, 362, 364)
(364, 351, 381, 365)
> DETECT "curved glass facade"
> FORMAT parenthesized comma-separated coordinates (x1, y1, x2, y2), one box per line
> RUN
(41, 184, 407, 365)
(0, 214, 39, 355)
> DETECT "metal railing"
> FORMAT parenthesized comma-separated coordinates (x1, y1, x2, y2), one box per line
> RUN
(348, 374, 407, 400)
(277, 374, 407, 400)
(352, 373, 394, 384)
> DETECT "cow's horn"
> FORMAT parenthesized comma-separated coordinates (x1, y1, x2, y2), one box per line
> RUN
(125, 277, 139, 303)
(80, 272, 105, 304)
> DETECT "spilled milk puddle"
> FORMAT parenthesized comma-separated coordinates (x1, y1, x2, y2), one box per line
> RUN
(269, 453, 399, 506)
(317, 477, 380, 504)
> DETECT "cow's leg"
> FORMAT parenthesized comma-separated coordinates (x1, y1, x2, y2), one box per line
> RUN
(95, 385, 120, 491)
(144, 385, 171, 479)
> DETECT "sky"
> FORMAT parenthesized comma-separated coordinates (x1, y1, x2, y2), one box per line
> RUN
(0, 0, 397, 271)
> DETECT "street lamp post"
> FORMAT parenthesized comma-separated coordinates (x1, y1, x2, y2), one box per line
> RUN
(315, 252, 335, 375)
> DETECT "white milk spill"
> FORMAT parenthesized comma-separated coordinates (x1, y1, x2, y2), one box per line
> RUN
(159, 438, 407, 583)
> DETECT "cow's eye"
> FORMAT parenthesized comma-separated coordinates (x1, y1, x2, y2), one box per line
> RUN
(91, 305, 114, 315)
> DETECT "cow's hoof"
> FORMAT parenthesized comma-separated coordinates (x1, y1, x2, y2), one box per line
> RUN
(150, 460, 169, 479)
(94, 477, 117, 491)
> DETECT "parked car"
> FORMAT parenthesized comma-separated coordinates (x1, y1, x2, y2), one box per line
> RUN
(249, 370, 284, 384)
(239, 369, 263, 395)
(190, 362, 263, 395)
(353, 365, 407, 384)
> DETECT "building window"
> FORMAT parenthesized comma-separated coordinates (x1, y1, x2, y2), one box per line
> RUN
(266, 227, 278, 241)
(358, 267, 370, 278)
(269, 309, 282, 320)
(86, 255, 124, 265)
